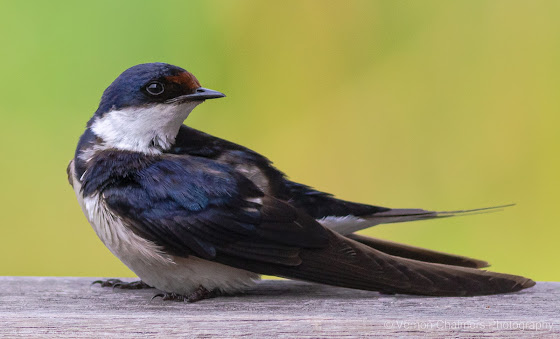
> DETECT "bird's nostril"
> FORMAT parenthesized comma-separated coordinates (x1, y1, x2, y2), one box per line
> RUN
(196, 88, 205, 93)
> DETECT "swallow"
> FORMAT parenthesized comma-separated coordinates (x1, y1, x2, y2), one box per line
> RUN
(68, 62, 534, 302)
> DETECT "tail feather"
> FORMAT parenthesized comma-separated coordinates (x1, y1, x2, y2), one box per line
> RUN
(265, 230, 535, 296)
(324, 204, 514, 235)
(346, 233, 489, 268)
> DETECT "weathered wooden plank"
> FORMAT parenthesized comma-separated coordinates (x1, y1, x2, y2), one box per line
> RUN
(0, 277, 558, 338)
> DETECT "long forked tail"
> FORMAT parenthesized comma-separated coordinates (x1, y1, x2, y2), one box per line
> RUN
(269, 230, 536, 297)
(323, 204, 514, 235)
(346, 233, 489, 268)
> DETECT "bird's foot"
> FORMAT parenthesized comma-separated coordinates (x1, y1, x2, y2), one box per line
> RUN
(92, 278, 153, 290)
(151, 292, 188, 302)
(187, 285, 220, 302)
(151, 285, 220, 303)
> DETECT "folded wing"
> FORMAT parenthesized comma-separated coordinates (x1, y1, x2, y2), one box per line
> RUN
(92, 151, 533, 296)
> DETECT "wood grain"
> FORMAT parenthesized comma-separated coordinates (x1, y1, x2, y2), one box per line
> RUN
(0, 277, 558, 338)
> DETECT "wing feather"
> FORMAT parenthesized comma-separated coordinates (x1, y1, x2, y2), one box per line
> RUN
(85, 150, 534, 296)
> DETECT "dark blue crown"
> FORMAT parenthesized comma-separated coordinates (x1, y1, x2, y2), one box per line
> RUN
(94, 63, 186, 117)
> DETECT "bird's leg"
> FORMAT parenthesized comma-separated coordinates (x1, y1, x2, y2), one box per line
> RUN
(187, 285, 220, 303)
(151, 285, 221, 303)
(91, 278, 153, 290)
(151, 292, 188, 302)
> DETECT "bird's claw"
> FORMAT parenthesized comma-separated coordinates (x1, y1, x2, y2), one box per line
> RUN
(187, 285, 218, 302)
(150, 285, 220, 303)
(151, 292, 187, 302)
(91, 278, 153, 289)
(91, 278, 122, 287)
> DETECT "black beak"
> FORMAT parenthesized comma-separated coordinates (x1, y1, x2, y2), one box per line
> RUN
(167, 87, 226, 103)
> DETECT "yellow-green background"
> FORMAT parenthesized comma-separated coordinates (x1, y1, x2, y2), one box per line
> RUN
(1, 1, 558, 281)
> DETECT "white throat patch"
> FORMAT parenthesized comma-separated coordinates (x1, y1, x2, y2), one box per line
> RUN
(90, 101, 201, 154)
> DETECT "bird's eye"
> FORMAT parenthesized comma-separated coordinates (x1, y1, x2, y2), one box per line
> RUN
(146, 82, 165, 96)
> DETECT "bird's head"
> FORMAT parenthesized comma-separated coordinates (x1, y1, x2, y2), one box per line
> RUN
(88, 63, 225, 154)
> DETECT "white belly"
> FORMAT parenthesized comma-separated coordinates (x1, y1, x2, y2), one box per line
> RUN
(69, 161, 259, 295)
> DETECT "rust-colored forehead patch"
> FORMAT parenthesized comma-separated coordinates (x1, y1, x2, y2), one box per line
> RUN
(165, 71, 201, 91)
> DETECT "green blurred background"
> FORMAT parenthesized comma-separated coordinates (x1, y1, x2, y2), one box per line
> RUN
(1, 1, 558, 281)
